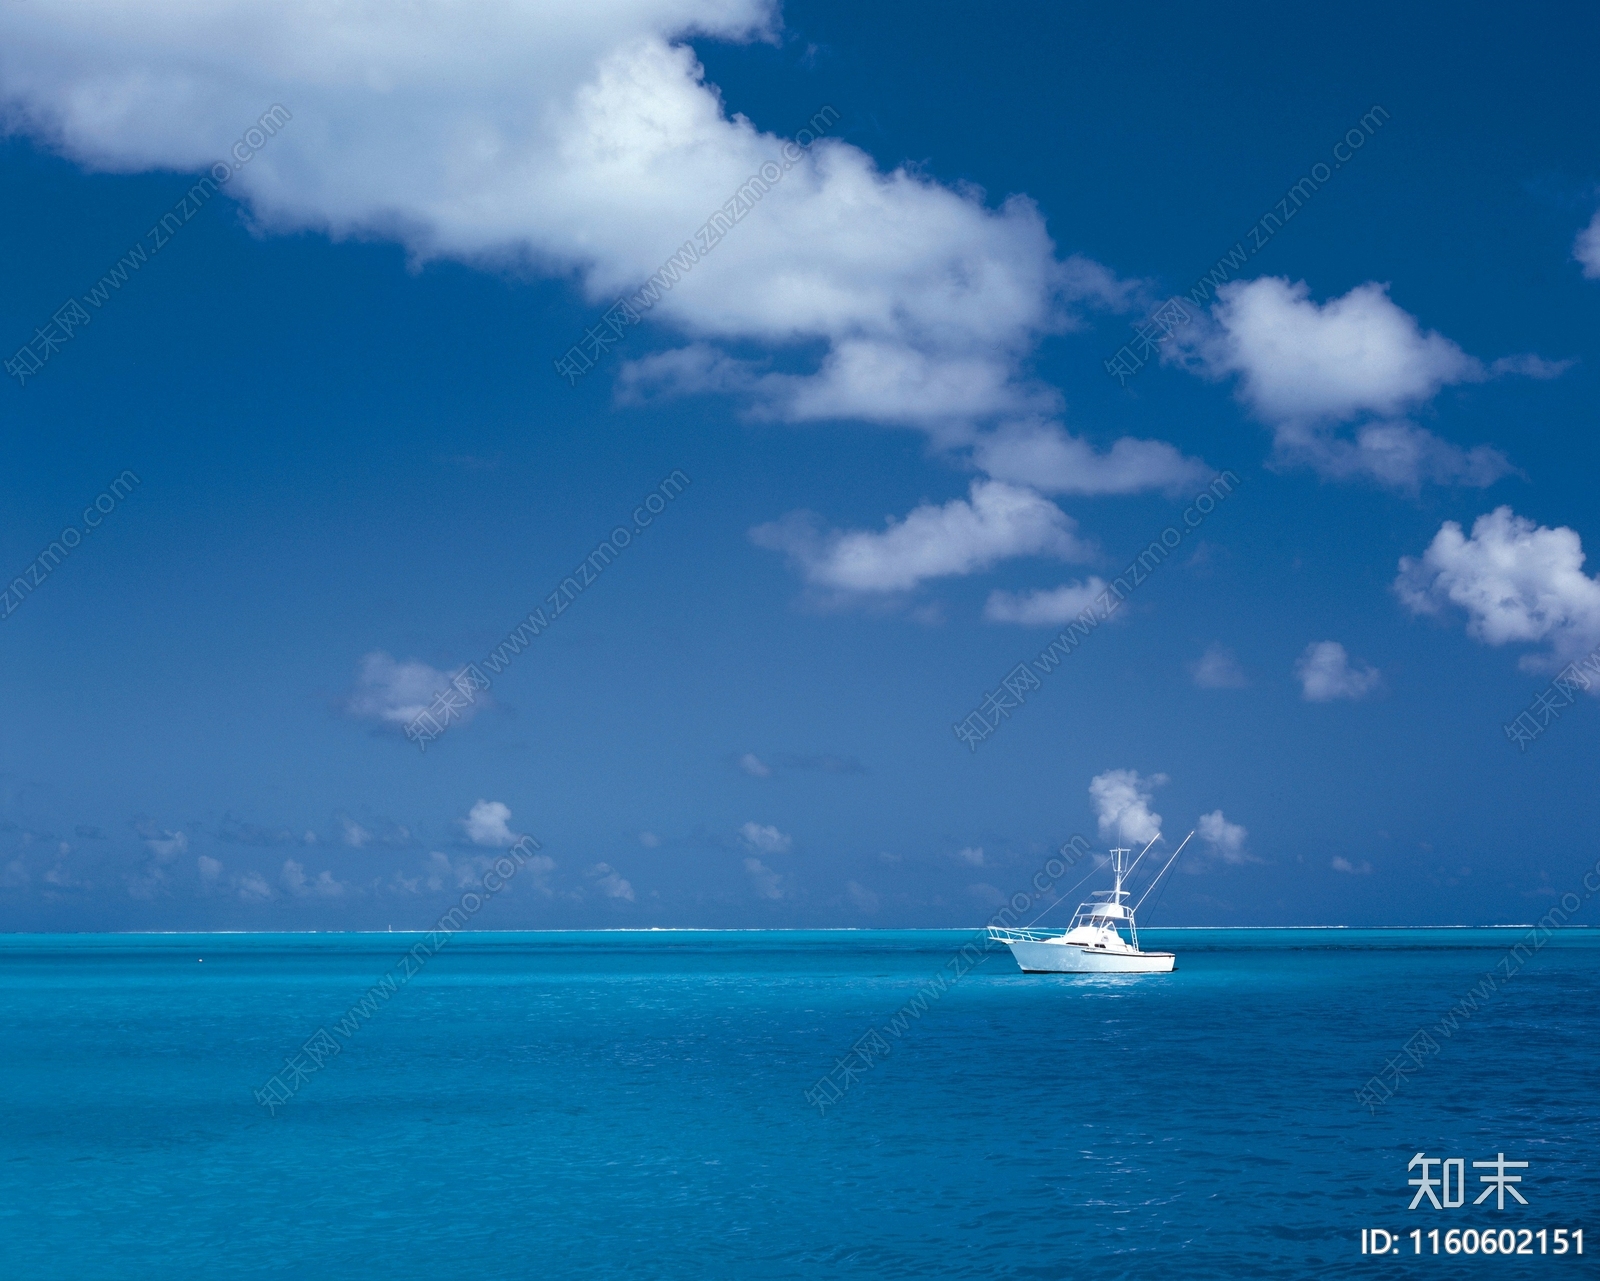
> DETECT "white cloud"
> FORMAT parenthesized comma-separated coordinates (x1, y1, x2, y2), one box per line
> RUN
(739, 821, 791, 854)
(237, 870, 273, 901)
(340, 816, 371, 848)
(197, 855, 222, 889)
(1190, 643, 1247, 689)
(752, 480, 1090, 595)
(638, 831, 660, 848)
(0, 1, 1143, 435)
(1188, 278, 1480, 421)
(43, 863, 85, 890)
(281, 859, 347, 898)
(1171, 278, 1547, 488)
(1267, 421, 1512, 490)
(954, 845, 985, 867)
(427, 851, 472, 891)
(1331, 856, 1373, 875)
(1576, 210, 1600, 280)
(738, 752, 772, 778)
(344, 652, 485, 732)
(970, 420, 1210, 497)
(984, 577, 1107, 626)
(1197, 810, 1250, 863)
(743, 856, 783, 899)
(589, 862, 635, 901)
(1089, 769, 1165, 845)
(1395, 506, 1600, 676)
(845, 880, 879, 912)
(463, 799, 519, 847)
(139, 826, 187, 862)
(1295, 641, 1383, 702)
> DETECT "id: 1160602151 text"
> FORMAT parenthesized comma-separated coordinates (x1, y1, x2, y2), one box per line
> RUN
(1363, 1227, 1583, 1257)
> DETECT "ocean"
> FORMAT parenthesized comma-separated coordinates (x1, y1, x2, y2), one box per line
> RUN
(2, 929, 1595, 1279)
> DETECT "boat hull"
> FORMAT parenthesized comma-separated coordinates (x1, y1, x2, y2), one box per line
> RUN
(1004, 939, 1175, 974)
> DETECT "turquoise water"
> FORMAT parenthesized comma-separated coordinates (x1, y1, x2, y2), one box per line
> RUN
(2, 929, 1596, 1279)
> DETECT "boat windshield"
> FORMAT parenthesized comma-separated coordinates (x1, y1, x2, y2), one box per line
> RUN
(1070, 903, 1133, 937)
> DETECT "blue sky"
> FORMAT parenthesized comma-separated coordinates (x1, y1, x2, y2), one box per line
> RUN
(1, 0, 1597, 929)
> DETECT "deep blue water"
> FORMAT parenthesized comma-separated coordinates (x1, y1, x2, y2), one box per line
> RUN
(1, 929, 1596, 1279)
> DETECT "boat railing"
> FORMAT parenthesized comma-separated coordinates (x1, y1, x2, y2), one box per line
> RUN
(986, 926, 1059, 944)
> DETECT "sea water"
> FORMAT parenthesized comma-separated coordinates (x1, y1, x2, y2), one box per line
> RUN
(1, 929, 1596, 1279)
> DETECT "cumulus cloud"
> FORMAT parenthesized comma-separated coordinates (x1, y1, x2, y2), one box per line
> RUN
(845, 880, 879, 912)
(1197, 810, 1250, 863)
(954, 845, 985, 867)
(281, 859, 347, 898)
(237, 870, 273, 901)
(1395, 506, 1600, 676)
(1185, 278, 1480, 421)
(138, 825, 188, 861)
(43, 862, 85, 891)
(462, 799, 519, 847)
(589, 862, 635, 901)
(743, 857, 783, 899)
(968, 420, 1210, 497)
(984, 577, 1107, 626)
(1190, 643, 1247, 689)
(0, 0, 1149, 437)
(752, 479, 1091, 595)
(197, 855, 222, 889)
(344, 652, 485, 734)
(1331, 856, 1373, 875)
(739, 822, 791, 855)
(1576, 210, 1600, 280)
(1170, 278, 1555, 488)
(737, 752, 772, 778)
(340, 816, 371, 848)
(1089, 769, 1165, 845)
(1295, 641, 1383, 702)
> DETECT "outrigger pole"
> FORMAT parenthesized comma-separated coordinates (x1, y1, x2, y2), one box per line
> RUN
(1123, 833, 1163, 882)
(1131, 830, 1195, 913)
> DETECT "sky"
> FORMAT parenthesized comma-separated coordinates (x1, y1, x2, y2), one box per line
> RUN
(0, 0, 1598, 930)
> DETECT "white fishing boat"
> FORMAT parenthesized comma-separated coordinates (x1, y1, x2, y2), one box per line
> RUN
(988, 832, 1192, 974)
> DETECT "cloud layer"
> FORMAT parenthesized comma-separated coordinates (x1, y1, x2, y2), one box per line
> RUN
(0, 0, 1124, 434)
(1396, 506, 1600, 676)
(1197, 809, 1249, 863)
(1295, 641, 1382, 702)
(1190, 643, 1247, 689)
(1170, 278, 1555, 488)
(1576, 210, 1600, 280)
(344, 652, 484, 733)
(1089, 768, 1164, 846)
(751, 480, 1092, 595)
